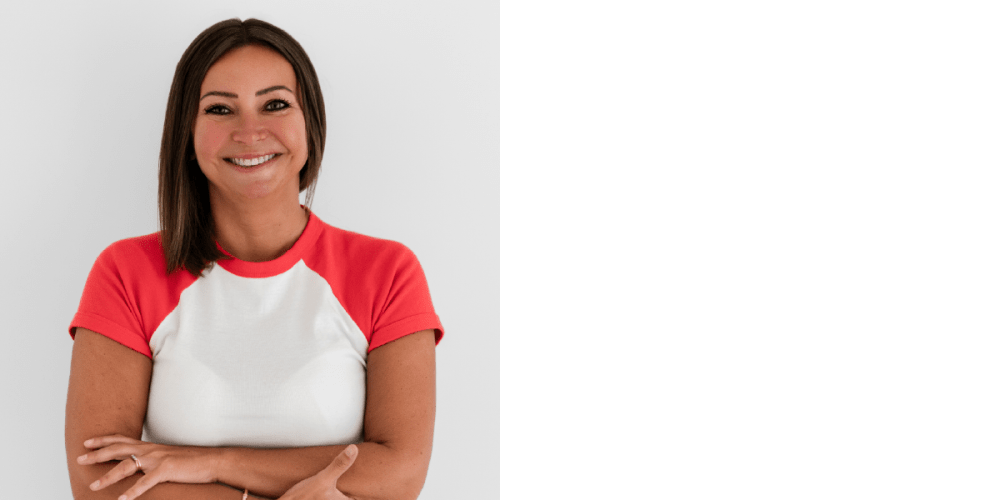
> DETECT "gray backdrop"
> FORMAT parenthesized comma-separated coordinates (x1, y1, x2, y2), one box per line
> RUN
(0, 0, 500, 499)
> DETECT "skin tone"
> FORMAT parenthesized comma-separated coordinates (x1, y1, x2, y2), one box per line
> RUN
(193, 44, 310, 262)
(65, 45, 437, 500)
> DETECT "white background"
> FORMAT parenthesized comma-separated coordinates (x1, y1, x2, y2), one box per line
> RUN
(0, 0, 500, 499)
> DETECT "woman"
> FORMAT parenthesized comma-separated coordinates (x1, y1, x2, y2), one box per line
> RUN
(65, 18, 443, 500)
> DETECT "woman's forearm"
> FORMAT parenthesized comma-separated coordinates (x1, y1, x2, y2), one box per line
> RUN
(71, 463, 266, 500)
(72, 442, 418, 500)
(215, 442, 425, 500)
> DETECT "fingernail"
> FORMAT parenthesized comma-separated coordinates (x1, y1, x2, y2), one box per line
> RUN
(90, 480, 100, 490)
(119, 495, 128, 500)
(84, 439, 92, 446)
(77, 454, 87, 462)
(346, 445, 357, 457)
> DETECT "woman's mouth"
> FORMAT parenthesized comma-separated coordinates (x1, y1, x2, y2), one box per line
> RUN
(226, 153, 278, 167)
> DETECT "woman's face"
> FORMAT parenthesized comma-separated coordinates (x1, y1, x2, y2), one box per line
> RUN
(193, 45, 308, 202)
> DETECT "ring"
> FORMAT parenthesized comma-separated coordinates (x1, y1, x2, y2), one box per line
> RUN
(130, 454, 142, 471)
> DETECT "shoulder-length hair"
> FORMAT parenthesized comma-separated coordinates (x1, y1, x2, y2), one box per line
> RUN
(159, 18, 326, 275)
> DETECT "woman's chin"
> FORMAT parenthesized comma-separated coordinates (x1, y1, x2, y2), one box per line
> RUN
(240, 181, 282, 200)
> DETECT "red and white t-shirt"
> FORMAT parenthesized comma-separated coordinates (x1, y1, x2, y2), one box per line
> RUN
(69, 212, 443, 448)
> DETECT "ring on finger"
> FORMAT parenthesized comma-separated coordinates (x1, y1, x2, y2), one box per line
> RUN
(130, 454, 142, 471)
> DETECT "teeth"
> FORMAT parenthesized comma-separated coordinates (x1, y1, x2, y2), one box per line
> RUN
(229, 154, 276, 167)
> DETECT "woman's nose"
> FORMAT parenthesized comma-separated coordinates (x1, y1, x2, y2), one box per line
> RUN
(231, 116, 267, 143)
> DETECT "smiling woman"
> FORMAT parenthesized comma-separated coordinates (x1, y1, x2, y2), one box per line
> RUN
(156, 18, 327, 275)
(65, 18, 443, 500)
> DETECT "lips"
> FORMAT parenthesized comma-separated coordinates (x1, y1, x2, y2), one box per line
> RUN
(226, 153, 279, 167)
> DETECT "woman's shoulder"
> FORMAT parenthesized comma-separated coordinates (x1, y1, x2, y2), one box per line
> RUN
(311, 217, 417, 263)
(304, 215, 441, 348)
(103, 231, 163, 253)
(92, 232, 172, 278)
(303, 217, 428, 291)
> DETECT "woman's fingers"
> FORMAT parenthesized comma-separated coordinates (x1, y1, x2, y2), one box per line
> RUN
(89, 456, 140, 491)
(276, 446, 359, 500)
(78, 442, 139, 465)
(84, 434, 141, 448)
(322, 445, 358, 481)
(118, 469, 164, 500)
(78, 435, 144, 465)
(78, 440, 220, 499)
(77, 437, 217, 499)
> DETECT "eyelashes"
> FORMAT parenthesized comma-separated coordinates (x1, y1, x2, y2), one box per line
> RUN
(264, 99, 290, 111)
(203, 99, 292, 115)
(204, 104, 231, 115)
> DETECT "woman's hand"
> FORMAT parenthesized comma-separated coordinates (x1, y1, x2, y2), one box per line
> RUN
(76, 434, 221, 500)
(276, 445, 359, 500)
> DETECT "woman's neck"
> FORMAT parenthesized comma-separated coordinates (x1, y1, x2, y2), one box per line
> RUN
(210, 194, 309, 263)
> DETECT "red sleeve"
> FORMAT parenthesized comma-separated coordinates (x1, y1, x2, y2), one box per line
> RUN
(368, 244, 444, 351)
(69, 234, 195, 359)
(304, 223, 444, 353)
(69, 239, 153, 357)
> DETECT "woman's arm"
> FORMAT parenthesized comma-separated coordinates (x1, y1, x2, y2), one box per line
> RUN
(72, 328, 437, 500)
(66, 328, 256, 499)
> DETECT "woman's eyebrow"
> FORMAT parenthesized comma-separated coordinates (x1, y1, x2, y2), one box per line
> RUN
(200, 90, 237, 100)
(256, 85, 293, 96)
(199, 86, 292, 101)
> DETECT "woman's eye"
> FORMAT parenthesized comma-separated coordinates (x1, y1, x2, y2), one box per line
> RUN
(265, 99, 290, 111)
(205, 105, 231, 115)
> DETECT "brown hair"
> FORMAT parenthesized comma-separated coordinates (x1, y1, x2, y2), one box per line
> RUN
(158, 18, 326, 275)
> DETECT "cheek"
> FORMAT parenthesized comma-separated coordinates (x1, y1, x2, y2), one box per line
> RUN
(278, 116, 308, 156)
(193, 120, 230, 158)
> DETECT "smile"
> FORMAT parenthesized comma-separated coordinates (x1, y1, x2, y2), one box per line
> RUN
(226, 154, 278, 167)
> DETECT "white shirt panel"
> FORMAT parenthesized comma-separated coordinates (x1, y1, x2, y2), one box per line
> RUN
(144, 261, 369, 448)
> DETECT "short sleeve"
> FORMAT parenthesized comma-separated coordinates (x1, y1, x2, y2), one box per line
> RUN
(70, 242, 152, 357)
(367, 246, 443, 351)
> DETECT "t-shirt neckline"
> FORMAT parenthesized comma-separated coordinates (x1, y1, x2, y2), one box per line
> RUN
(213, 210, 320, 278)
